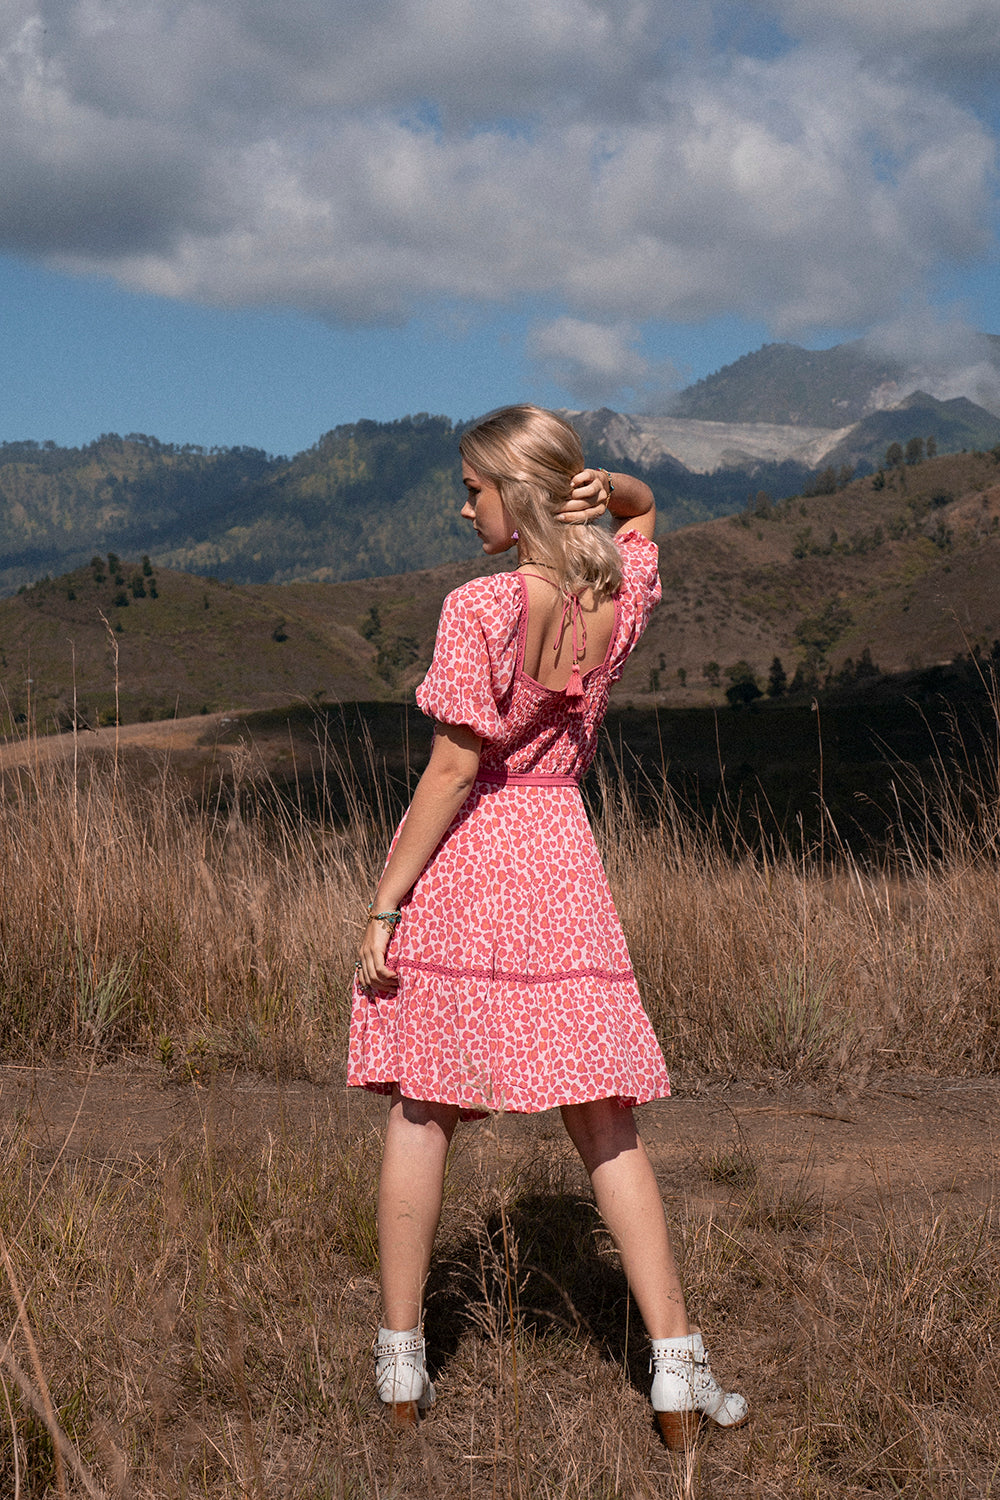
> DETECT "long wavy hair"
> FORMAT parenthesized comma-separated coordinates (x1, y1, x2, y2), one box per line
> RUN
(459, 405, 623, 603)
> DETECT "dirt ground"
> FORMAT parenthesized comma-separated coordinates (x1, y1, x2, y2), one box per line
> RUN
(4, 1063, 996, 1223)
(0, 712, 236, 769)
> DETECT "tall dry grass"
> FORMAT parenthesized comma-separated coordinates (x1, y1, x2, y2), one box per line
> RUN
(1, 715, 998, 1495)
(591, 725, 1000, 1086)
(0, 739, 388, 1074)
(2, 715, 1000, 1083)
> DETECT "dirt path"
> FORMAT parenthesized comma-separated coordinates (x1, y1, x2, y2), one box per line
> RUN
(0, 711, 239, 770)
(3, 1064, 996, 1222)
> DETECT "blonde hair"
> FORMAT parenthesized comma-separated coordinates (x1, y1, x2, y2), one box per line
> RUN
(459, 405, 623, 603)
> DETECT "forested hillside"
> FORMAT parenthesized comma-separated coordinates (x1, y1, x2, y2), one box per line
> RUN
(0, 417, 478, 596)
(2, 414, 817, 595)
(5, 447, 1000, 734)
(0, 435, 276, 594)
(5, 332, 1000, 596)
(157, 417, 472, 584)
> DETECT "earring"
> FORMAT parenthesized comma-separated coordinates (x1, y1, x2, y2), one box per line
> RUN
(511, 529, 519, 542)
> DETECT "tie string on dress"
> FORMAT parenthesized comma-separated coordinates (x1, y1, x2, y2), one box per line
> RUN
(554, 594, 587, 706)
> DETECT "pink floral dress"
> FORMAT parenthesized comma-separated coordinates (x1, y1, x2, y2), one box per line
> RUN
(347, 529, 671, 1116)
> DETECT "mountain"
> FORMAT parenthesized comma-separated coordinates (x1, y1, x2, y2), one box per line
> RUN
(821, 392, 1000, 470)
(0, 417, 478, 597)
(569, 406, 846, 473)
(670, 340, 904, 426)
(4, 333, 1000, 597)
(5, 448, 1000, 732)
(1, 411, 816, 595)
(571, 406, 847, 474)
(573, 331, 1000, 475)
(669, 334, 1000, 426)
(634, 446, 1000, 704)
(0, 434, 277, 594)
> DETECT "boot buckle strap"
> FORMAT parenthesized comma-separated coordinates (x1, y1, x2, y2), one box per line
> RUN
(649, 1352, 709, 1373)
(374, 1335, 425, 1360)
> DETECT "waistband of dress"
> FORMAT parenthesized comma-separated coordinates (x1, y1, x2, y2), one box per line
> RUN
(475, 769, 579, 787)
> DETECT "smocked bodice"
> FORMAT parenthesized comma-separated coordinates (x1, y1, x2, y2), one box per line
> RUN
(415, 530, 660, 779)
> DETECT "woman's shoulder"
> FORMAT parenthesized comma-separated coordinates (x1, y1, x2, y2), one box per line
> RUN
(613, 528, 658, 563)
(440, 570, 522, 621)
(418, 571, 521, 731)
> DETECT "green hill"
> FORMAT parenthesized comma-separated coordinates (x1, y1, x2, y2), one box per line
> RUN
(0, 434, 276, 595)
(0, 417, 480, 597)
(637, 448, 1000, 703)
(154, 416, 476, 584)
(822, 392, 1000, 470)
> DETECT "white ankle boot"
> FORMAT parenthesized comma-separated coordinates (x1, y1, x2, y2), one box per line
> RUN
(650, 1330, 748, 1449)
(374, 1326, 436, 1427)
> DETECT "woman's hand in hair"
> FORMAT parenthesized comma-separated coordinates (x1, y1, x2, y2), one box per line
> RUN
(557, 469, 610, 525)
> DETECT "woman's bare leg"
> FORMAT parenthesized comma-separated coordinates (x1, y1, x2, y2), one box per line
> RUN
(561, 1098, 689, 1340)
(378, 1089, 460, 1330)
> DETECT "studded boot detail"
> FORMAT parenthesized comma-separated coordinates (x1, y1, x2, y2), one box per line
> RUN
(374, 1326, 436, 1427)
(650, 1330, 748, 1449)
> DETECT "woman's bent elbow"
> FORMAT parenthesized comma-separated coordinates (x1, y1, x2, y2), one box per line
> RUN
(451, 769, 479, 799)
(425, 763, 479, 801)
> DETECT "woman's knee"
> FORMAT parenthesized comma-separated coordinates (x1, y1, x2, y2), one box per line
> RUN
(561, 1097, 638, 1168)
(390, 1090, 460, 1143)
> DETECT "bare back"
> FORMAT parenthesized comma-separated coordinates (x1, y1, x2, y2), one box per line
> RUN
(517, 572, 617, 690)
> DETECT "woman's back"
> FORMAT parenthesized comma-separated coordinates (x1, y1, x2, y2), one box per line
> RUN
(517, 572, 616, 690)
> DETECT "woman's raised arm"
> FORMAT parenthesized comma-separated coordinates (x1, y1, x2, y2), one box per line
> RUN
(559, 469, 656, 539)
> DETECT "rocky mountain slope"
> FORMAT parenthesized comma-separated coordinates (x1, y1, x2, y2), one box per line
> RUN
(669, 334, 1000, 425)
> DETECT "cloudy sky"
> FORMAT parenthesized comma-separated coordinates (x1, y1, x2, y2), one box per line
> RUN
(1, 0, 999, 453)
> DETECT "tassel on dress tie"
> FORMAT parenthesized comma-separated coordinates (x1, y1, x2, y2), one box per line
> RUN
(555, 594, 587, 708)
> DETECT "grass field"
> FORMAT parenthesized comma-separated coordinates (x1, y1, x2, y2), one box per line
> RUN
(1, 722, 998, 1497)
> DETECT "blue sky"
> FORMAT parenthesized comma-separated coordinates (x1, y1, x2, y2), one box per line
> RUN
(2, 0, 999, 457)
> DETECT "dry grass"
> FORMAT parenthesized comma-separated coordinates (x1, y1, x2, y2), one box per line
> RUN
(0, 734, 386, 1075)
(1, 717, 999, 1496)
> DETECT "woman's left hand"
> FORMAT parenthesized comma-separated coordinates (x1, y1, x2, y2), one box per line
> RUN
(557, 468, 610, 524)
(357, 916, 400, 995)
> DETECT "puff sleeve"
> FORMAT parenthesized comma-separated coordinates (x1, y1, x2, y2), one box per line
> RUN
(608, 530, 661, 678)
(415, 580, 519, 740)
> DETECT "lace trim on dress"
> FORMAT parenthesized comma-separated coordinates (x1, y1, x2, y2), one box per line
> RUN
(393, 957, 634, 985)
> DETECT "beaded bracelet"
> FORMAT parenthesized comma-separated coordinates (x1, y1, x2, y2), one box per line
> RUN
(597, 467, 615, 495)
(367, 903, 402, 932)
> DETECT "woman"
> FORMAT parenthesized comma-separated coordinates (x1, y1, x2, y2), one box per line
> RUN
(348, 405, 747, 1449)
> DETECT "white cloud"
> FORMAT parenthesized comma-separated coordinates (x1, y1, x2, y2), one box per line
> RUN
(527, 317, 679, 405)
(864, 308, 1000, 415)
(1, 1, 997, 353)
(748, 0, 1000, 99)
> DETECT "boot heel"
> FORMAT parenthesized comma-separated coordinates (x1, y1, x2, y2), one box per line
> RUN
(657, 1409, 699, 1450)
(650, 1330, 748, 1447)
(390, 1400, 420, 1428)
